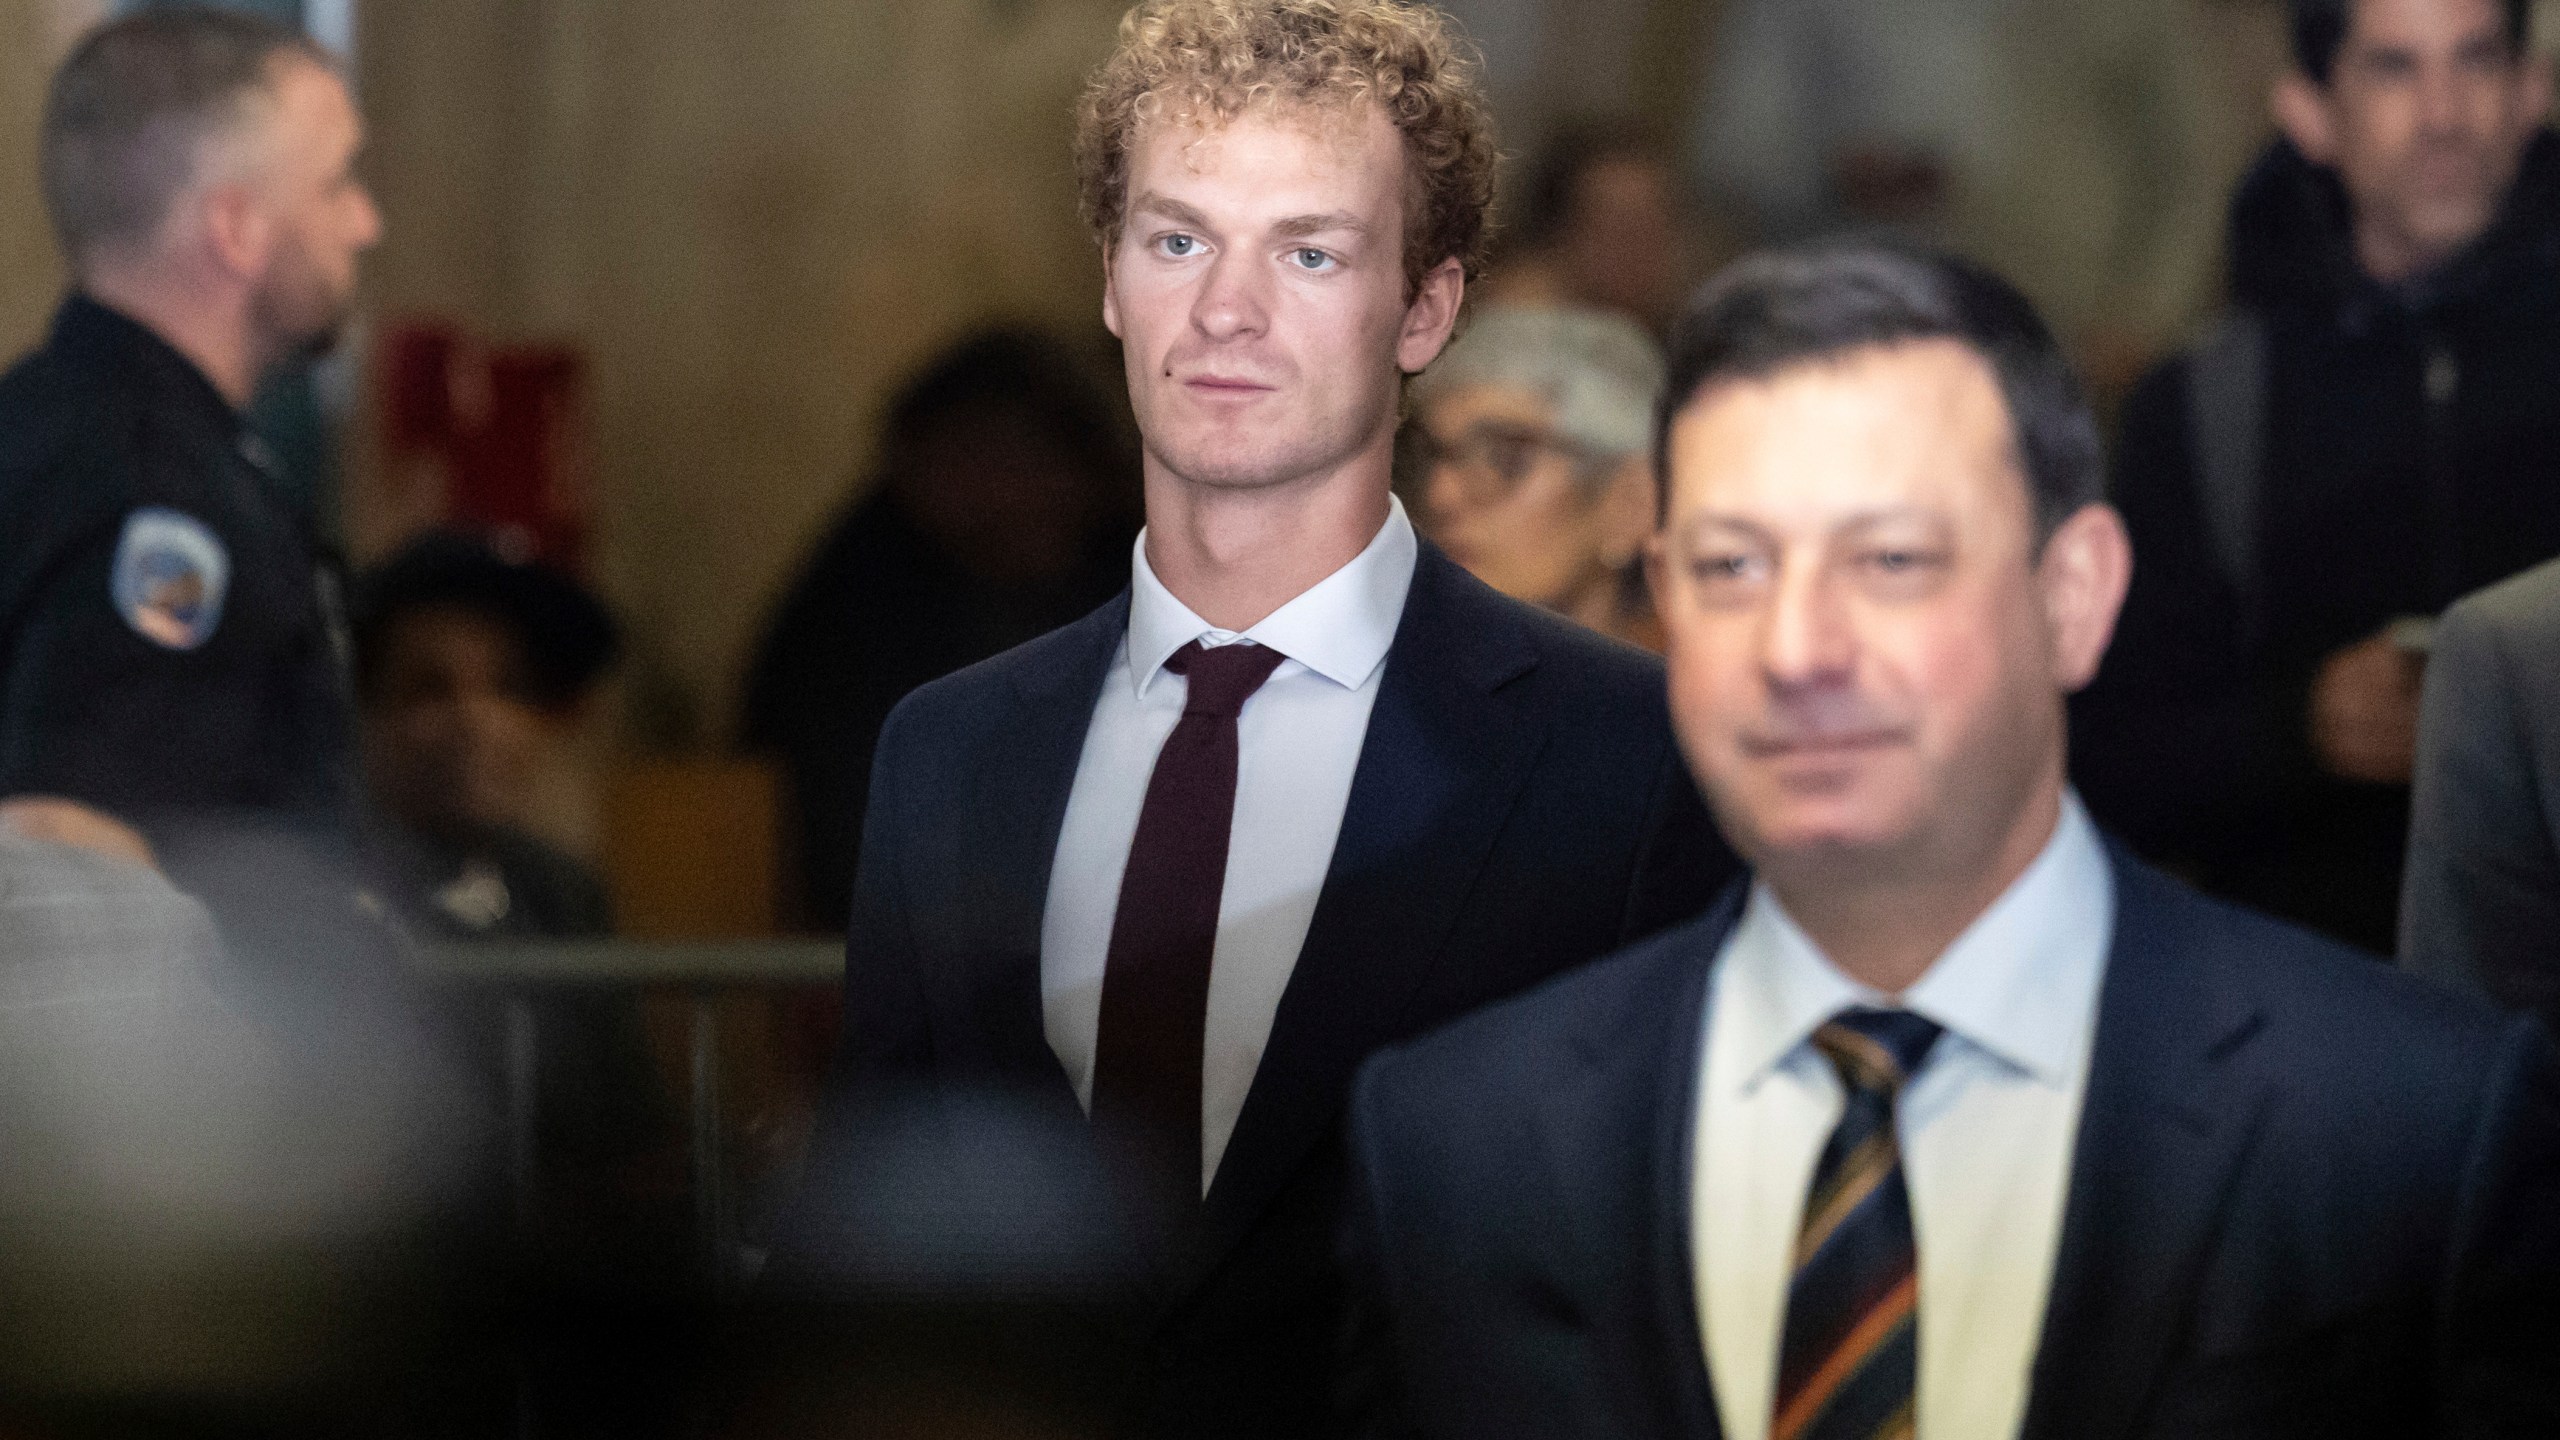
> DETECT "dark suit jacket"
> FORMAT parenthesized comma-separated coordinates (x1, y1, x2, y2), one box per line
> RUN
(1345, 850, 2560, 1439)
(785, 543, 1732, 1436)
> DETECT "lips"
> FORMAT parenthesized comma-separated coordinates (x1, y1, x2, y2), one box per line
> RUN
(1182, 375, 1277, 395)
(1739, 730, 1906, 760)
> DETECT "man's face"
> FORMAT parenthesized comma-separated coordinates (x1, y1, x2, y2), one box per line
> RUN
(247, 59, 381, 357)
(2287, 0, 2549, 278)
(1103, 102, 1455, 495)
(1651, 340, 2120, 887)
(1418, 382, 1636, 610)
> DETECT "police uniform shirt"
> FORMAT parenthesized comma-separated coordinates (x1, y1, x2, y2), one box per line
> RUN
(0, 294, 353, 832)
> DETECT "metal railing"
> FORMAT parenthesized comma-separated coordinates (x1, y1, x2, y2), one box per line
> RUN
(418, 940, 840, 1285)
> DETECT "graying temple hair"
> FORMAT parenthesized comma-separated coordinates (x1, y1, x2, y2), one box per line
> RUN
(40, 8, 332, 267)
(1413, 304, 1665, 478)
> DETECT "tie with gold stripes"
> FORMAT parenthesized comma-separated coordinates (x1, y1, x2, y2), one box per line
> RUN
(1771, 1007, 1944, 1440)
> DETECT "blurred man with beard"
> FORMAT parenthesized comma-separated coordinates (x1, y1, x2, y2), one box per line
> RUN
(0, 7, 380, 867)
(0, 7, 424, 1020)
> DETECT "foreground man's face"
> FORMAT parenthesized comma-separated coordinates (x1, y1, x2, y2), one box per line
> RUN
(1104, 101, 1449, 495)
(1652, 340, 2116, 885)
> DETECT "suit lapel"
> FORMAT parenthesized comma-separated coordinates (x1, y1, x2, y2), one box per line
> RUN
(941, 593, 1128, 1092)
(1523, 894, 1737, 1439)
(1181, 549, 1547, 1292)
(1515, 896, 1740, 1424)
(2019, 853, 2273, 1440)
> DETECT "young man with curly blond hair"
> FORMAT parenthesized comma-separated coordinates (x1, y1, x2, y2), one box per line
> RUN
(784, 2, 1731, 1431)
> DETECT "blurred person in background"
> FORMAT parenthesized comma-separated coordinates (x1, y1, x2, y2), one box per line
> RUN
(1475, 122, 1696, 337)
(0, 811, 498, 1436)
(741, 328, 1137, 933)
(0, 8, 401, 984)
(1690, 0, 2215, 393)
(352, 531, 678, 1437)
(1411, 304, 1665, 651)
(355, 531, 619, 943)
(2077, 0, 2560, 953)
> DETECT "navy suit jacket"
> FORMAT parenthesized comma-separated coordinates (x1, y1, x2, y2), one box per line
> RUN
(1345, 850, 2560, 1439)
(786, 543, 1732, 1436)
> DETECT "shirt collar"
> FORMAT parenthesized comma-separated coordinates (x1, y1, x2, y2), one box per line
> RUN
(1721, 792, 2115, 1091)
(1123, 494, 1418, 698)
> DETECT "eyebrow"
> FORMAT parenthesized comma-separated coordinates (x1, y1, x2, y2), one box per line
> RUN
(1271, 211, 1370, 240)
(1128, 192, 1216, 232)
(1124, 193, 1371, 242)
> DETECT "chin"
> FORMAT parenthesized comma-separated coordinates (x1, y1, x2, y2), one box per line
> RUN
(1718, 777, 1920, 870)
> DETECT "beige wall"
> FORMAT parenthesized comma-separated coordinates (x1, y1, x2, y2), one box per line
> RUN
(355, 0, 1130, 744)
(0, 0, 97, 358)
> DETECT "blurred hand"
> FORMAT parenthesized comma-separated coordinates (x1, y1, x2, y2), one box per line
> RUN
(2309, 629, 2425, 784)
(0, 795, 159, 871)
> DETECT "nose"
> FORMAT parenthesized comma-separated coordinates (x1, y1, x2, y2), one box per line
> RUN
(1190, 248, 1270, 342)
(352, 185, 385, 250)
(2414, 63, 2470, 137)
(1758, 562, 1855, 692)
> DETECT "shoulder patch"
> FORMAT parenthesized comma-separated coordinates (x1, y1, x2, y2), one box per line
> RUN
(110, 507, 230, 651)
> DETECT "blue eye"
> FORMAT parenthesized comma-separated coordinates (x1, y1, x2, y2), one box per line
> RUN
(1290, 247, 1335, 271)
(1157, 234, 1200, 258)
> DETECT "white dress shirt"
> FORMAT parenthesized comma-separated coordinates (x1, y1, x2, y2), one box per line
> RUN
(1042, 498, 1418, 1195)
(1692, 794, 2114, 1440)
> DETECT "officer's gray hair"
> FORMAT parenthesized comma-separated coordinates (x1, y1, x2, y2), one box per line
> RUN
(40, 8, 333, 269)
(1414, 305, 1666, 478)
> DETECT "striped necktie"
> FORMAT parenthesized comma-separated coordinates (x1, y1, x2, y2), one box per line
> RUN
(1772, 1007, 1944, 1440)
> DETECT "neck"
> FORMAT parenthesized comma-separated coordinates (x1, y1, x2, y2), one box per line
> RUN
(79, 264, 264, 407)
(1140, 432, 1395, 632)
(1763, 774, 2066, 997)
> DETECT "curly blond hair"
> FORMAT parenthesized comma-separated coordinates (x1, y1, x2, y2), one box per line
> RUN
(1074, 0, 1499, 297)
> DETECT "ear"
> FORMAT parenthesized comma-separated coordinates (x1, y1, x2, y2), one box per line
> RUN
(1101, 242, 1124, 340)
(1594, 454, 1656, 569)
(2036, 502, 2132, 693)
(1396, 256, 1466, 374)
(196, 181, 275, 283)
(2271, 69, 2340, 167)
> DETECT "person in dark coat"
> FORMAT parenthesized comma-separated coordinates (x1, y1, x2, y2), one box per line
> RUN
(2073, 0, 2560, 952)
(352, 532, 620, 944)
(739, 329, 1138, 932)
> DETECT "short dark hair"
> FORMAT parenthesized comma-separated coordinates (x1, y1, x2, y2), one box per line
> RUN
(40, 7, 332, 267)
(2290, 0, 2531, 85)
(1657, 243, 2103, 541)
(353, 532, 621, 710)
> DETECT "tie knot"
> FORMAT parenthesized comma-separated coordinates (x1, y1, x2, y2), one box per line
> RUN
(1811, 1007, 1942, 1097)
(1166, 640, 1287, 717)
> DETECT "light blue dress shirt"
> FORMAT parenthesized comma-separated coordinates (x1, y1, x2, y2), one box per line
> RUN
(1693, 793, 2115, 1440)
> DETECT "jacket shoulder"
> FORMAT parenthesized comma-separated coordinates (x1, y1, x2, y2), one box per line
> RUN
(2119, 855, 2521, 1082)
(1362, 901, 1727, 1108)
(2442, 556, 2560, 651)
(875, 594, 1123, 732)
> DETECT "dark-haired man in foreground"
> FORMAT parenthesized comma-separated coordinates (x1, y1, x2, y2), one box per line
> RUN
(1344, 245, 2560, 1438)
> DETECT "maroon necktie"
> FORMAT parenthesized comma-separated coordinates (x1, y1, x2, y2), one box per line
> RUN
(1091, 638, 1289, 1229)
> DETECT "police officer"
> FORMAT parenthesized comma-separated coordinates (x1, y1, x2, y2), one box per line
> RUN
(0, 9, 379, 871)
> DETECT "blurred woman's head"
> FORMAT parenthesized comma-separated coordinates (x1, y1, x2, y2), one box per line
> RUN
(1411, 305, 1664, 646)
